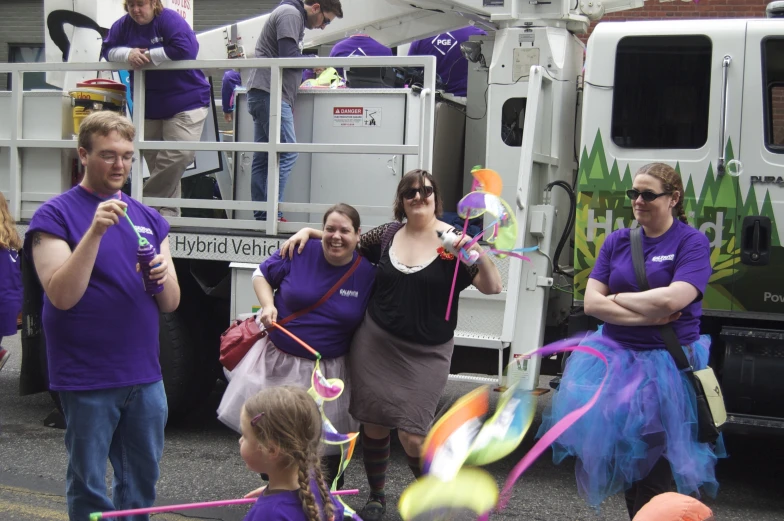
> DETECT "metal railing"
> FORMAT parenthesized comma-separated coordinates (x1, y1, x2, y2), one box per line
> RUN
(0, 55, 437, 235)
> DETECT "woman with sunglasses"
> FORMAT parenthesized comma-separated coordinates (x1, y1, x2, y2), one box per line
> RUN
(281, 169, 502, 521)
(538, 163, 724, 518)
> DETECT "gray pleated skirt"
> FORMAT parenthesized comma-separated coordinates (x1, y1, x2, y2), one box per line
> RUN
(348, 312, 454, 436)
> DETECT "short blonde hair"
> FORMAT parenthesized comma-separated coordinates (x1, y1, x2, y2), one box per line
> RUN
(77, 112, 135, 152)
(123, 0, 165, 16)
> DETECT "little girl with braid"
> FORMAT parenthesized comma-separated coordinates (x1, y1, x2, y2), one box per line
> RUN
(239, 386, 344, 521)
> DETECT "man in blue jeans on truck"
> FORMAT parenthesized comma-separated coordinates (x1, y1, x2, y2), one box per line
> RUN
(245, 0, 344, 222)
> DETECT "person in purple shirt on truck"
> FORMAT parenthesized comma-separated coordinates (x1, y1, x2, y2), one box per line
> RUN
(102, 0, 211, 217)
(329, 33, 392, 79)
(407, 25, 486, 97)
(538, 163, 725, 518)
(218, 203, 375, 489)
(24, 111, 180, 521)
(0, 191, 22, 371)
(222, 69, 243, 123)
(245, 0, 344, 222)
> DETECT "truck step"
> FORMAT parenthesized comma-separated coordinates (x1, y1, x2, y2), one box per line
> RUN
(726, 413, 784, 430)
(448, 373, 501, 385)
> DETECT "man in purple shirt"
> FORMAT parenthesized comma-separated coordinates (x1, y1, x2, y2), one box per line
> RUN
(102, 0, 211, 217)
(24, 111, 180, 521)
(245, 0, 344, 221)
(408, 25, 487, 97)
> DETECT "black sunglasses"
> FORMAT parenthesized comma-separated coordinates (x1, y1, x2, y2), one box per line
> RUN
(403, 185, 434, 200)
(626, 189, 672, 202)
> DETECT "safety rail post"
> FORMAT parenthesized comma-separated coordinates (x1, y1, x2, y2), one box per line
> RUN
(419, 55, 437, 172)
(131, 67, 147, 202)
(266, 64, 282, 236)
(9, 67, 23, 221)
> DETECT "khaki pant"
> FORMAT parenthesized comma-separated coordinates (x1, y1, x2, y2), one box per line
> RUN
(143, 106, 209, 217)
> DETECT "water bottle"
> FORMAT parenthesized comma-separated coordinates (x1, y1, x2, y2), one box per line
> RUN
(137, 239, 163, 296)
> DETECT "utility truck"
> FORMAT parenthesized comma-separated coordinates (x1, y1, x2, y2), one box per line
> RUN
(3, 0, 784, 430)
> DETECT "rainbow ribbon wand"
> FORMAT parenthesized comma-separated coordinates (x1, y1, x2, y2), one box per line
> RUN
(90, 489, 360, 520)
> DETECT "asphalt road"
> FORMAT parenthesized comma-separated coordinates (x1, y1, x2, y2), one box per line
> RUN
(2, 331, 784, 521)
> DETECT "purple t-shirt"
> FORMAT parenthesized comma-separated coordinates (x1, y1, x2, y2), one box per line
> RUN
(589, 219, 711, 349)
(243, 486, 344, 521)
(408, 26, 486, 97)
(101, 8, 211, 120)
(222, 70, 242, 114)
(0, 247, 22, 337)
(260, 239, 375, 359)
(330, 35, 393, 76)
(23, 187, 170, 391)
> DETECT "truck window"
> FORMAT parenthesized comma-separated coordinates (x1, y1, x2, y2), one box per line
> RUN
(611, 35, 711, 149)
(764, 39, 784, 151)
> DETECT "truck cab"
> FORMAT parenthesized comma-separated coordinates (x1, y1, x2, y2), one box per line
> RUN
(576, 18, 784, 429)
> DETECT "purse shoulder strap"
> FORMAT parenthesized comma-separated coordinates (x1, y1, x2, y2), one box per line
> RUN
(279, 254, 363, 325)
(629, 228, 691, 371)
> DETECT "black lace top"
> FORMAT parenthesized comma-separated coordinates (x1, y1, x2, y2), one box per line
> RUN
(360, 222, 479, 345)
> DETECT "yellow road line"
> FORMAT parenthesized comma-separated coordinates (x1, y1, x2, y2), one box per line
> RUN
(0, 499, 69, 520)
(0, 486, 222, 520)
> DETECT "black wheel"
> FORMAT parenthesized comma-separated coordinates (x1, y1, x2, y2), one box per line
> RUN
(159, 309, 217, 422)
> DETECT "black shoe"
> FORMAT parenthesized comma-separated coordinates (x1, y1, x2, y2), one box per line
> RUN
(359, 497, 386, 521)
(323, 455, 345, 490)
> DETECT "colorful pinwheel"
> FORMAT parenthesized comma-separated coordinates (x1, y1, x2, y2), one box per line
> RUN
(398, 334, 623, 521)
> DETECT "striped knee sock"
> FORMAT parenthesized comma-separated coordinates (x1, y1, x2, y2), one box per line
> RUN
(362, 432, 390, 503)
(406, 454, 422, 479)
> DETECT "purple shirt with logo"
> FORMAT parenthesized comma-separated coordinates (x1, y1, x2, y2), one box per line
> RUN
(590, 219, 712, 349)
(243, 486, 344, 521)
(330, 35, 393, 77)
(0, 247, 22, 337)
(260, 239, 375, 359)
(330, 35, 392, 59)
(101, 8, 211, 119)
(23, 187, 170, 391)
(408, 26, 486, 97)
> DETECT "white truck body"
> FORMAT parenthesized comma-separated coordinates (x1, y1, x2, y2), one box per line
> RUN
(3, 0, 784, 427)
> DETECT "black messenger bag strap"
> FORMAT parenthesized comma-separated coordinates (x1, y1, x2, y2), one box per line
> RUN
(629, 228, 690, 371)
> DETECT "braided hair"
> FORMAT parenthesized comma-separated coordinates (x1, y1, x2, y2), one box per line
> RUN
(244, 387, 335, 521)
(634, 162, 689, 224)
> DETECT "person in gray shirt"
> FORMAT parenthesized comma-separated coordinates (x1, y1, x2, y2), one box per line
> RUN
(245, 0, 344, 222)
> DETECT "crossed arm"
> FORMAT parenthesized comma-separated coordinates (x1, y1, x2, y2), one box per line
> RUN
(583, 278, 698, 326)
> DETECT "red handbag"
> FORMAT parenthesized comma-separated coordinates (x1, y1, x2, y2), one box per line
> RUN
(219, 255, 363, 370)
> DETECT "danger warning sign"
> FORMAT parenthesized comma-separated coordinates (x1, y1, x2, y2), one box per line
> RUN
(333, 106, 382, 127)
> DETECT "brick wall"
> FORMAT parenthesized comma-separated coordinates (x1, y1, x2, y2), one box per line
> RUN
(771, 87, 784, 145)
(584, 0, 770, 40)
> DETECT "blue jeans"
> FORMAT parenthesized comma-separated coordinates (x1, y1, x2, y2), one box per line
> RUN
(247, 88, 298, 221)
(59, 381, 168, 521)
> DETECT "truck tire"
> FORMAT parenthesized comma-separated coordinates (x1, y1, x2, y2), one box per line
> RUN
(159, 309, 216, 422)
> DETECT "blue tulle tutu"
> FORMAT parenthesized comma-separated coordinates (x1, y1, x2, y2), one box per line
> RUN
(537, 327, 726, 508)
